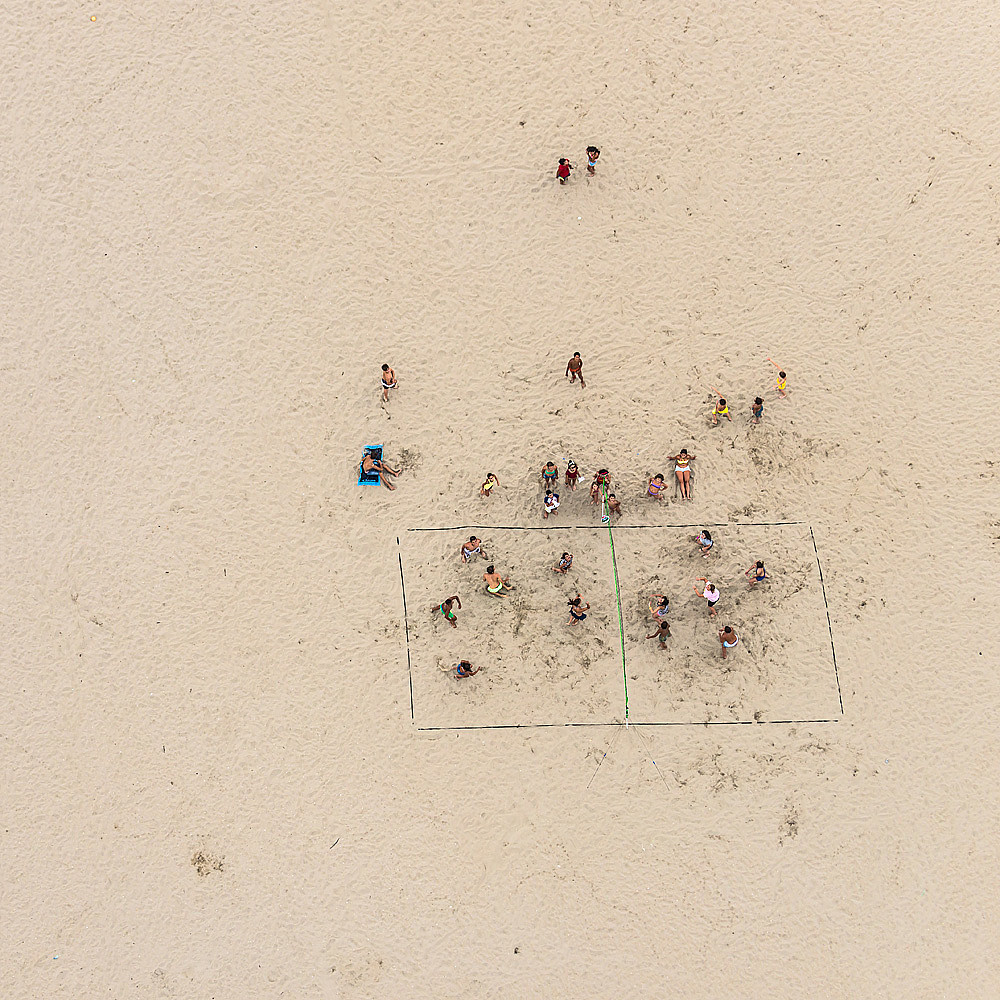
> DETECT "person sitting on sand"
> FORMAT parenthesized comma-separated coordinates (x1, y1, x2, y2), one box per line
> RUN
(362, 452, 400, 490)
(460, 536, 484, 563)
(556, 158, 573, 184)
(590, 469, 610, 504)
(719, 625, 740, 659)
(432, 595, 461, 628)
(380, 364, 397, 402)
(543, 490, 560, 518)
(565, 460, 580, 490)
(483, 565, 511, 598)
(668, 449, 694, 500)
(480, 473, 499, 497)
(751, 397, 764, 424)
(566, 594, 590, 625)
(647, 473, 667, 499)
(745, 560, 767, 585)
(566, 352, 585, 387)
(694, 529, 713, 557)
(553, 552, 573, 574)
(586, 145, 601, 175)
(694, 578, 720, 616)
(541, 462, 559, 488)
(646, 620, 671, 649)
(606, 493, 622, 518)
(648, 594, 669, 621)
(712, 397, 732, 425)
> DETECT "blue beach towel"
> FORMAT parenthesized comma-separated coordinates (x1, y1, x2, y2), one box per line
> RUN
(358, 445, 382, 485)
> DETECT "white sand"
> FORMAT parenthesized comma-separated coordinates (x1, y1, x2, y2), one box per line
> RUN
(4, 2, 1000, 997)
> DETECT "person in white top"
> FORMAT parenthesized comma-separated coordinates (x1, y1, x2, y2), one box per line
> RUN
(694, 578, 720, 616)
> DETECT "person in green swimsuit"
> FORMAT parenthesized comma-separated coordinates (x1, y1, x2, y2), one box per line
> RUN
(483, 565, 511, 598)
(431, 595, 461, 628)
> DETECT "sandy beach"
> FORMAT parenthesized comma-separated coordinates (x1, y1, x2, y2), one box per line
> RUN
(4, 2, 1000, 997)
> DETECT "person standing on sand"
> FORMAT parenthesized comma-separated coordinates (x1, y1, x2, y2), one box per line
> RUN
(648, 594, 670, 622)
(694, 578, 720, 616)
(752, 397, 764, 424)
(541, 462, 559, 489)
(606, 493, 622, 518)
(380, 364, 397, 402)
(586, 146, 601, 175)
(712, 397, 732, 425)
(556, 158, 573, 184)
(566, 353, 585, 387)
(432, 595, 461, 628)
(543, 490, 560, 518)
(745, 560, 767, 585)
(646, 619, 671, 649)
(590, 469, 610, 504)
(565, 460, 580, 490)
(566, 594, 590, 625)
(480, 473, 499, 498)
(719, 625, 740, 659)
(455, 660, 480, 677)
(460, 536, 484, 563)
(483, 565, 511, 598)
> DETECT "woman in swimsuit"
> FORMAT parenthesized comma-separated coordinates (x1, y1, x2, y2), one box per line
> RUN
(565, 460, 580, 490)
(460, 536, 484, 563)
(586, 146, 601, 175)
(566, 594, 590, 625)
(712, 397, 732, 424)
(694, 529, 713, 557)
(648, 594, 669, 621)
(480, 473, 499, 497)
(380, 363, 397, 402)
(718, 625, 740, 659)
(483, 565, 511, 598)
(454, 660, 480, 678)
(431, 595, 461, 628)
(541, 462, 559, 488)
(694, 578, 720, 616)
(745, 560, 767, 585)
(553, 552, 573, 574)
(543, 490, 560, 519)
(647, 474, 667, 499)
(589, 469, 611, 504)
(667, 449, 695, 500)
(362, 452, 400, 490)
(752, 397, 764, 424)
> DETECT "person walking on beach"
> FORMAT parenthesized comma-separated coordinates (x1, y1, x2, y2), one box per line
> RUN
(646, 619, 671, 649)
(586, 146, 601, 175)
(553, 552, 573, 574)
(694, 578, 720, 616)
(566, 594, 590, 624)
(432, 595, 462, 628)
(566, 352, 585, 387)
(718, 625, 740, 659)
(380, 364, 397, 402)
(556, 158, 573, 184)
(483, 565, 512, 598)
(460, 536, 484, 563)
(668, 449, 695, 500)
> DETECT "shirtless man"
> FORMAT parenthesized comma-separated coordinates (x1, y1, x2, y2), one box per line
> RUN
(718, 625, 740, 659)
(566, 352, 585, 387)
(362, 452, 400, 490)
(482, 564, 512, 598)
(460, 536, 484, 563)
(431, 595, 461, 628)
(646, 620, 671, 649)
(380, 363, 397, 402)
(606, 493, 622, 518)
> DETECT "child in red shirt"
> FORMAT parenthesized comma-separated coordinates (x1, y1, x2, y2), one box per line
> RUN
(556, 158, 572, 184)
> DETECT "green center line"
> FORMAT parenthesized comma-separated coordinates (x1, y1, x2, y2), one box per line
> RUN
(603, 485, 629, 720)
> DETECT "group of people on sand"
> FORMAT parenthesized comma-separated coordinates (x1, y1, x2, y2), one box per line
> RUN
(556, 147, 601, 184)
(533, 461, 619, 520)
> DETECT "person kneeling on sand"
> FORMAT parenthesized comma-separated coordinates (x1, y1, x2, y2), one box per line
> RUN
(553, 552, 573, 574)
(362, 452, 400, 490)
(483, 565, 512, 598)
(694, 529, 713, 557)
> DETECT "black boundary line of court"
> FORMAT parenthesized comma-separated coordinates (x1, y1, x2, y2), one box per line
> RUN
(396, 537, 414, 720)
(408, 521, 804, 532)
(415, 718, 840, 731)
(809, 526, 844, 715)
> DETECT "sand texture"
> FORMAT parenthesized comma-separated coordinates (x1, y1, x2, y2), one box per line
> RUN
(4, 1, 1000, 997)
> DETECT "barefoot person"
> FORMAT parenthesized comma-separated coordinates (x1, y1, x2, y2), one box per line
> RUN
(586, 145, 601, 175)
(479, 473, 499, 498)
(668, 449, 695, 500)
(431, 595, 461, 628)
(751, 397, 764, 424)
(556, 158, 573, 184)
(694, 529, 713, 557)
(380, 363, 397, 402)
(646, 619, 671, 649)
(768, 359, 787, 397)
(460, 536, 484, 563)
(589, 469, 611, 504)
(694, 578, 720, 616)
(606, 493, 622, 518)
(648, 594, 670, 622)
(552, 552, 573, 574)
(564, 460, 580, 491)
(483, 565, 511, 598)
(712, 397, 732, 424)
(361, 451, 400, 490)
(745, 560, 767, 585)
(440, 659, 480, 678)
(566, 594, 590, 625)
(541, 461, 559, 489)
(647, 473, 667, 499)
(718, 625, 740, 659)
(566, 352, 586, 387)
(543, 490, 560, 519)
